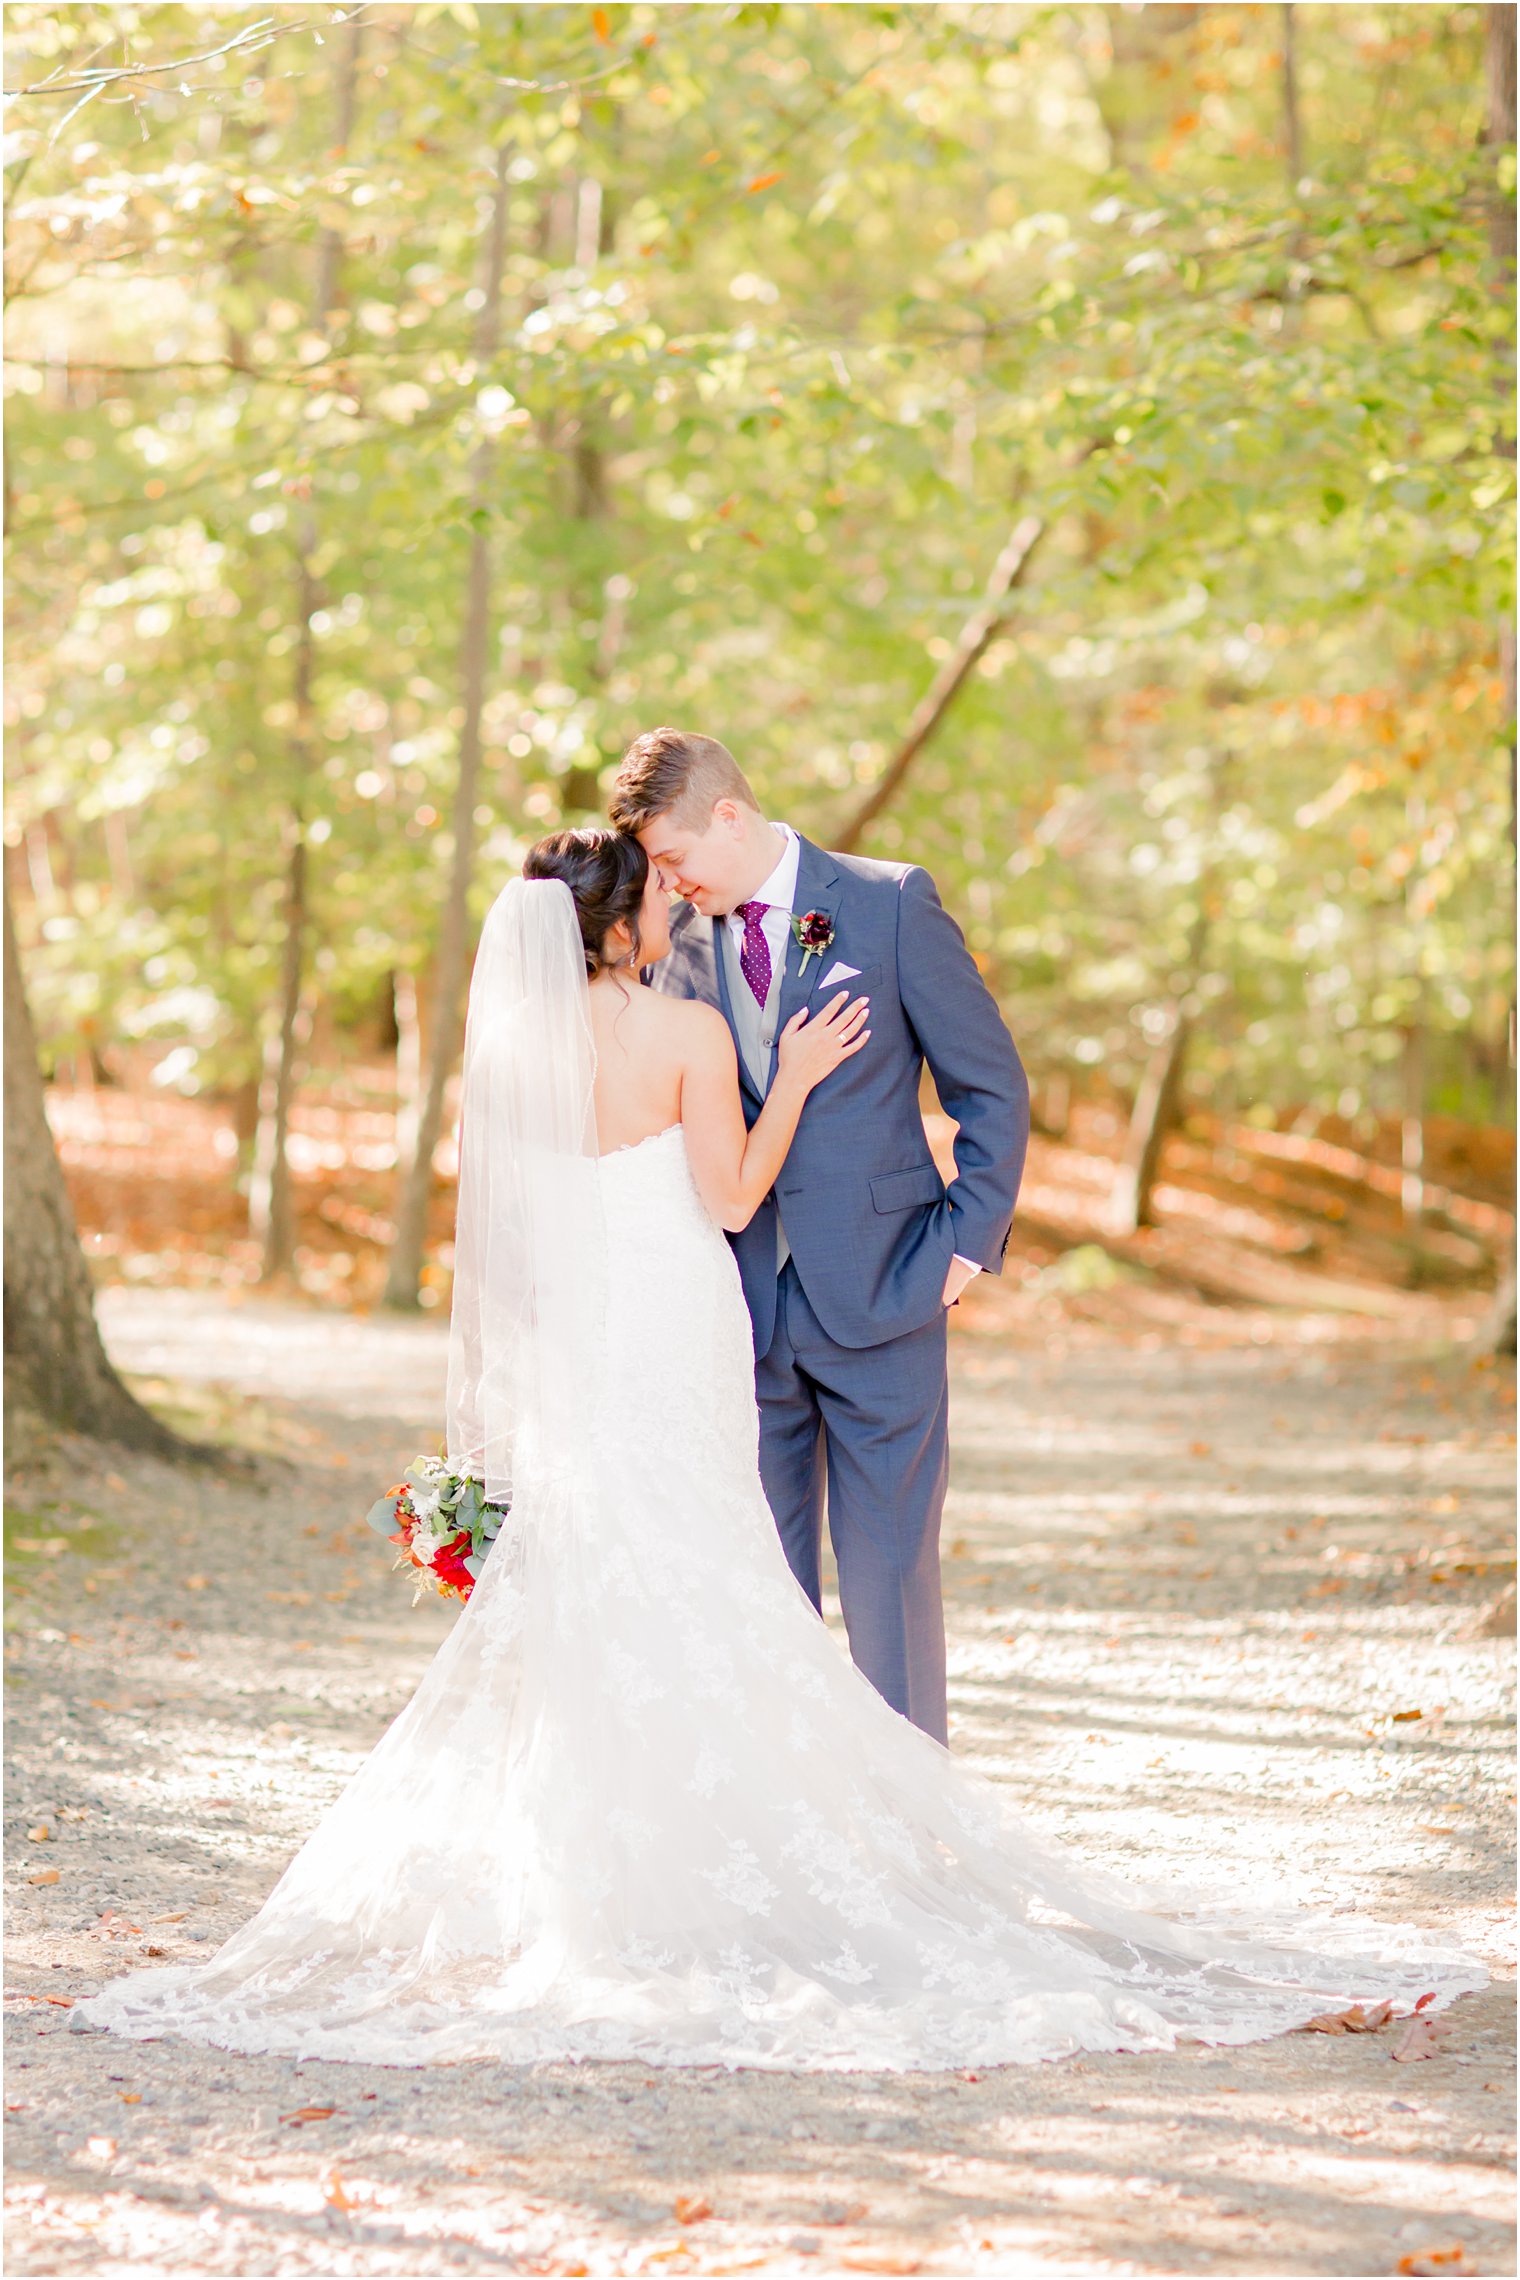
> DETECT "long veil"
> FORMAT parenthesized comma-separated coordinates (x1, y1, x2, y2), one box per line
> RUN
(445, 875, 603, 1503)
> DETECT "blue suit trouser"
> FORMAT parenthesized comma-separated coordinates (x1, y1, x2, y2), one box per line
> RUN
(755, 1258, 950, 1747)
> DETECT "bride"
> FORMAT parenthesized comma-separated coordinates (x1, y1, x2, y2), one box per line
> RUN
(75, 836, 1484, 2071)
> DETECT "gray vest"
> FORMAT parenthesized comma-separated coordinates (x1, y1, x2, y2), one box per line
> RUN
(719, 918, 790, 1273)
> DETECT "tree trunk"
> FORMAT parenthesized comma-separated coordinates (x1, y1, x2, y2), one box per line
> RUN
(835, 514, 1045, 853)
(3, 880, 182, 1455)
(1399, 1020, 1426, 1232)
(382, 139, 513, 1311)
(1109, 1012, 1191, 1235)
(1280, 3, 1303, 189)
(1485, 4, 1517, 284)
(248, 19, 362, 1279)
(391, 964, 422, 1178)
(1483, 2, 1516, 1356)
(247, 824, 309, 1276)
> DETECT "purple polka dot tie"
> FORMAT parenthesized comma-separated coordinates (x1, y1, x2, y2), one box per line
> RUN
(735, 900, 772, 1007)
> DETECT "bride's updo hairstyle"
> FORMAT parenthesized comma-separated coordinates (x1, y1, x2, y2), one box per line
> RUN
(523, 828, 650, 979)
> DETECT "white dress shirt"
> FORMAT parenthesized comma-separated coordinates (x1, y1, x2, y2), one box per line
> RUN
(722, 821, 800, 999)
(726, 822, 982, 1287)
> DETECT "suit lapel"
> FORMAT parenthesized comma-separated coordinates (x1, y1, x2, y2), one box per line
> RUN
(669, 900, 723, 1013)
(767, 836, 843, 1094)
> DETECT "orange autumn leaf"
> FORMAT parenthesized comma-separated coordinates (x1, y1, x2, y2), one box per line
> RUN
(27, 1868, 59, 1886)
(281, 2104, 342, 2124)
(1297, 1998, 1395, 2034)
(591, 6, 610, 39)
(674, 2195, 713, 2223)
(746, 171, 782, 193)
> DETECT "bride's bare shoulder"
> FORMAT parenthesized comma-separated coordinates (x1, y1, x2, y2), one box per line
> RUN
(652, 993, 733, 1063)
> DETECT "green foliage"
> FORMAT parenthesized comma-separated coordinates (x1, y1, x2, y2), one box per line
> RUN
(5, 1, 1513, 1128)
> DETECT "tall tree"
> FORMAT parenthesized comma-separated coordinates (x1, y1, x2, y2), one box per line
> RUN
(1483, 0, 1517, 1353)
(3, 877, 180, 1453)
(248, 14, 365, 1278)
(382, 131, 514, 1310)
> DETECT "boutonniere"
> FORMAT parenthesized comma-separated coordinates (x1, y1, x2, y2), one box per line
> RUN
(791, 908, 835, 975)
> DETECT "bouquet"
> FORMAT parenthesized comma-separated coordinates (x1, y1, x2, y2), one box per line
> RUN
(365, 1455, 510, 1605)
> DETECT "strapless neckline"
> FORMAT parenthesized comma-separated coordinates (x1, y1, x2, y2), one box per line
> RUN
(595, 1122, 682, 1164)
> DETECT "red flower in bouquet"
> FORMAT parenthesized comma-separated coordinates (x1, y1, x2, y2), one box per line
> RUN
(429, 1533, 477, 1600)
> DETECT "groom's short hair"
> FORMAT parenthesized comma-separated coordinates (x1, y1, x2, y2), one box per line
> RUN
(609, 727, 760, 835)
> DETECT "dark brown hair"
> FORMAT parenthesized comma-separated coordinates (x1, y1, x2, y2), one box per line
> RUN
(607, 726, 760, 837)
(523, 828, 649, 979)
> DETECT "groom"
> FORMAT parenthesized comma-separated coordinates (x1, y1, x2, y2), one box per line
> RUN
(609, 728, 1029, 1747)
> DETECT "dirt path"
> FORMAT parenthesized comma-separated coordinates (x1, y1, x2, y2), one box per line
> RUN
(5, 1288, 1514, 2278)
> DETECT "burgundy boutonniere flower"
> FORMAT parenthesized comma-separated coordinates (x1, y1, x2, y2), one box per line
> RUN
(790, 908, 836, 974)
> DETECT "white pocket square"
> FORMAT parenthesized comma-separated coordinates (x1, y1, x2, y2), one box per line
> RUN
(819, 960, 861, 988)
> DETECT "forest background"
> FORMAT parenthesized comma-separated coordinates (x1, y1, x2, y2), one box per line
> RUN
(3, 0, 1515, 1383)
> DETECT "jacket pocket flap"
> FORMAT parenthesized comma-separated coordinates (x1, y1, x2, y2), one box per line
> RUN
(870, 1163, 945, 1214)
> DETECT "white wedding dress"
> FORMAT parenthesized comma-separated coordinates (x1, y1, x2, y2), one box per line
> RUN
(76, 1115, 1484, 2070)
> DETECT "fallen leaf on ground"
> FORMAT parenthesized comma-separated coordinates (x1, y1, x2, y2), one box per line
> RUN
(1413, 1989, 1438, 2011)
(674, 2195, 712, 2223)
(1397, 2247, 1476, 2277)
(322, 2169, 357, 2212)
(182, 1576, 209, 1591)
(1297, 1999, 1395, 2034)
(43, 1995, 73, 2008)
(117, 2092, 141, 2104)
(280, 2104, 342, 2124)
(26, 1869, 59, 1886)
(1392, 1708, 1424, 1723)
(26, 1824, 50, 1843)
(152, 1912, 188, 1924)
(1392, 2017, 1450, 2062)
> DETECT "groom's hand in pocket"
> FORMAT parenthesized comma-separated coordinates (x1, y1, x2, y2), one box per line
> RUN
(941, 1255, 980, 1309)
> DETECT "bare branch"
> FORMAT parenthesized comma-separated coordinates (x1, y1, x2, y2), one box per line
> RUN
(836, 515, 1047, 854)
(5, 9, 370, 100)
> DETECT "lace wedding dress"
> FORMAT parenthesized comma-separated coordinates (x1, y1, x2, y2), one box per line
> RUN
(75, 887, 1485, 2072)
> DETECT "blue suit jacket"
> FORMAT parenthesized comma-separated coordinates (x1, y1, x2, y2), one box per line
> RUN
(651, 834, 1029, 1354)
